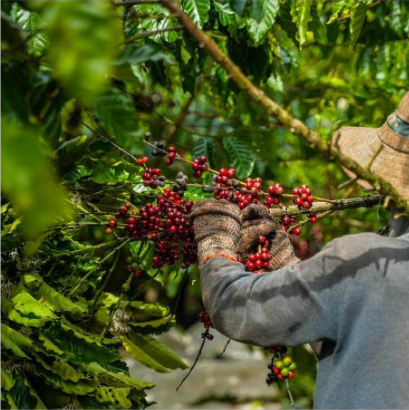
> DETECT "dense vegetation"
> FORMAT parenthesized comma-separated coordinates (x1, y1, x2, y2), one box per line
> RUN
(2, 1, 408, 408)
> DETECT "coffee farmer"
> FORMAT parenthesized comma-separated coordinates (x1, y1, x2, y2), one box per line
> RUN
(190, 92, 409, 409)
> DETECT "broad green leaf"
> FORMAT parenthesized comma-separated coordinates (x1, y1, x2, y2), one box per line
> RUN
(115, 44, 174, 66)
(291, 1, 312, 47)
(94, 87, 139, 146)
(33, 353, 82, 383)
(94, 386, 132, 409)
(129, 314, 174, 329)
(1, 333, 29, 358)
(121, 335, 169, 373)
(1, 121, 72, 240)
(1, 369, 15, 391)
(11, 288, 57, 320)
(222, 138, 256, 179)
(25, 276, 87, 317)
(10, 375, 45, 410)
(1, 324, 33, 350)
(327, 1, 345, 24)
(33, 361, 96, 395)
(40, 1, 122, 103)
(83, 362, 153, 390)
(2, 297, 50, 328)
(247, 0, 279, 45)
(182, 0, 210, 29)
(38, 333, 65, 355)
(134, 4, 181, 43)
(214, 1, 237, 27)
(230, 0, 248, 17)
(42, 321, 118, 365)
(13, 7, 47, 57)
(127, 331, 188, 371)
(349, 1, 369, 47)
(309, 4, 327, 45)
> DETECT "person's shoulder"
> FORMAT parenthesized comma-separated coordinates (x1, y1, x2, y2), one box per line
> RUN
(321, 232, 397, 258)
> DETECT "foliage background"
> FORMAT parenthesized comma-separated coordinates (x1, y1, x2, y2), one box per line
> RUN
(1, 0, 408, 409)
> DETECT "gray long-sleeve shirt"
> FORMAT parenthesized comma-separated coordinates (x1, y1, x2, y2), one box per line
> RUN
(200, 213, 409, 409)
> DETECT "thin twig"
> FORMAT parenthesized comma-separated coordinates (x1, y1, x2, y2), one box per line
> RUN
(176, 329, 209, 391)
(79, 119, 137, 162)
(216, 338, 231, 359)
(285, 379, 295, 409)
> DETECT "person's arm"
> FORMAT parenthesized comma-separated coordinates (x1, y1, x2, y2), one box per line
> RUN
(200, 237, 350, 347)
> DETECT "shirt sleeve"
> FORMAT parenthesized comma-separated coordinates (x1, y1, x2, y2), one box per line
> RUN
(199, 236, 356, 347)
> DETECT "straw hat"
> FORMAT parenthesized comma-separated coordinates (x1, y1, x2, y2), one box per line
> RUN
(332, 91, 409, 203)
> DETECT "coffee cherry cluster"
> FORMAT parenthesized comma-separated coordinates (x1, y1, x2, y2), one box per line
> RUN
(191, 156, 208, 178)
(107, 192, 197, 269)
(126, 255, 143, 277)
(231, 177, 263, 209)
(266, 355, 296, 385)
(265, 183, 284, 208)
(151, 141, 167, 157)
(165, 146, 177, 166)
(173, 172, 188, 197)
(135, 156, 149, 165)
(292, 185, 314, 210)
(198, 309, 214, 340)
(142, 168, 165, 188)
(243, 236, 272, 274)
(211, 168, 238, 199)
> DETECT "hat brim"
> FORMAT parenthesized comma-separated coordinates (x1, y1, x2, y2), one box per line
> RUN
(332, 125, 409, 202)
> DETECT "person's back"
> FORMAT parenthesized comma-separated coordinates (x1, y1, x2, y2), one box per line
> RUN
(313, 228, 409, 408)
(190, 92, 409, 409)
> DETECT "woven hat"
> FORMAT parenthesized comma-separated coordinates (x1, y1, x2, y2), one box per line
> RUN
(332, 91, 409, 203)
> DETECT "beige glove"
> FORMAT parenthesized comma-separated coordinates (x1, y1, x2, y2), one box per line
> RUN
(238, 204, 299, 270)
(190, 199, 241, 264)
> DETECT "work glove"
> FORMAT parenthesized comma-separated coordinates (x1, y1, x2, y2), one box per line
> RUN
(238, 204, 300, 270)
(190, 199, 241, 264)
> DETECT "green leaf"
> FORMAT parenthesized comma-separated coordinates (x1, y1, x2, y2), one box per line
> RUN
(349, 1, 369, 47)
(121, 335, 169, 373)
(1, 369, 15, 392)
(93, 87, 139, 146)
(33, 361, 96, 395)
(13, 7, 47, 57)
(230, 0, 248, 17)
(94, 386, 132, 409)
(127, 331, 188, 371)
(83, 363, 153, 390)
(192, 137, 214, 166)
(40, 1, 122, 103)
(11, 287, 57, 320)
(291, 0, 312, 47)
(182, 0, 210, 29)
(33, 353, 82, 383)
(309, 4, 327, 45)
(246, 0, 279, 45)
(1, 324, 33, 358)
(222, 138, 256, 179)
(116, 44, 174, 66)
(23, 274, 87, 317)
(214, 1, 237, 27)
(42, 321, 118, 365)
(129, 314, 174, 329)
(10, 375, 45, 410)
(1, 332, 29, 358)
(327, 1, 345, 24)
(1, 121, 72, 240)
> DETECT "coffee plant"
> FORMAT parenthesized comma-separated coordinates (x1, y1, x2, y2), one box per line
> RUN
(2, 1, 408, 409)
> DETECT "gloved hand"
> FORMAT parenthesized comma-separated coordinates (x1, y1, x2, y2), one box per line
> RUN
(190, 199, 241, 264)
(238, 204, 300, 270)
